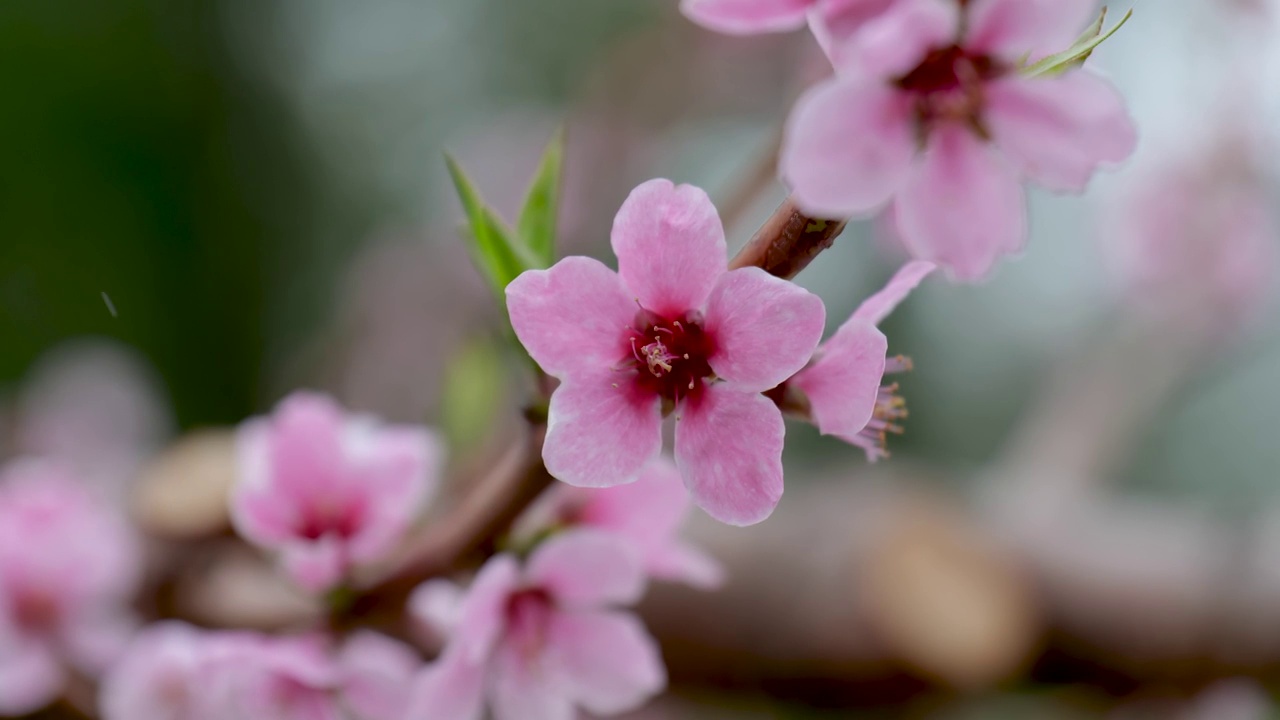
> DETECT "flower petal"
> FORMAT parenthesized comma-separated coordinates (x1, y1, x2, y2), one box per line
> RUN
(506, 257, 635, 378)
(836, 0, 958, 76)
(674, 385, 785, 526)
(408, 579, 466, 639)
(447, 554, 521, 665)
(895, 124, 1026, 282)
(491, 640, 574, 720)
(782, 74, 915, 217)
(0, 638, 63, 716)
(543, 372, 663, 488)
(986, 73, 1138, 193)
(647, 542, 727, 589)
(790, 319, 888, 438)
(680, 0, 812, 34)
(281, 535, 347, 593)
(344, 424, 442, 562)
(809, 0, 903, 65)
(852, 260, 937, 324)
(526, 530, 646, 608)
(338, 631, 421, 720)
(545, 610, 667, 715)
(966, 0, 1097, 60)
(704, 267, 826, 392)
(610, 179, 727, 317)
(403, 655, 485, 720)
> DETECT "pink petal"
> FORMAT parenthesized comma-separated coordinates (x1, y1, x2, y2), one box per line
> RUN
(852, 260, 937, 324)
(646, 542, 727, 589)
(490, 639, 574, 720)
(344, 424, 442, 563)
(505, 257, 636, 379)
(545, 610, 667, 715)
(895, 124, 1026, 282)
(836, 0, 957, 76)
(703, 267, 826, 393)
(781, 74, 915, 217)
(680, 0, 812, 34)
(338, 631, 421, 720)
(577, 457, 689, 544)
(526, 530, 646, 608)
(0, 638, 63, 716)
(610, 179, 727, 317)
(966, 0, 1097, 60)
(281, 535, 347, 592)
(403, 656, 485, 720)
(267, 393, 348, 499)
(408, 579, 465, 638)
(58, 610, 138, 675)
(231, 420, 301, 546)
(986, 73, 1138, 193)
(99, 622, 206, 720)
(790, 319, 888, 438)
(542, 372, 663, 488)
(809, 0, 902, 64)
(674, 385, 785, 526)
(448, 554, 521, 665)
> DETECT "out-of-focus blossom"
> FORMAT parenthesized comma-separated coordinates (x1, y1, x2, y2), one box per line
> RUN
(406, 530, 666, 720)
(1105, 131, 1277, 332)
(0, 461, 140, 716)
(231, 391, 442, 592)
(785, 260, 935, 460)
(514, 457, 724, 589)
(100, 623, 419, 720)
(506, 179, 825, 526)
(682, 0, 898, 54)
(781, 0, 1137, 281)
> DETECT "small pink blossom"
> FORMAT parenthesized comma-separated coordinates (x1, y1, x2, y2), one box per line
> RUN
(506, 179, 826, 526)
(406, 530, 666, 720)
(101, 623, 420, 720)
(0, 460, 140, 716)
(781, 0, 1138, 281)
(231, 391, 442, 592)
(781, 261, 935, 460)
(515, 457, 725, 589)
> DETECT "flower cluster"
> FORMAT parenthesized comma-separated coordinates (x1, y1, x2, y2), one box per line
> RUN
(685, 0, 1138, 281)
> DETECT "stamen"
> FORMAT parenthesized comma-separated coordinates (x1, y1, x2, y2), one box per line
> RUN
(855, 356, 913, 462)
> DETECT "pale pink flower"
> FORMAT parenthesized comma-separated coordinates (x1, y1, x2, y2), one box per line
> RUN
(231, 391, 442, 592)
(781, 0, 1138, 281)
(779, 261, 935, 460)
(101, 623, 420, 720)
(0, 461, 140, 716)
(506, 179, 826, 526)
(681, 0, 898, 53)
(405, 530, 666, 720)
(515, 457, 725, 589)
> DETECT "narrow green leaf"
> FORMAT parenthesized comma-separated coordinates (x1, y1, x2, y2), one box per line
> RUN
(445, 155, 537, 299)
(1022, 7, 1133, 78)
(517, 128, 565, 268)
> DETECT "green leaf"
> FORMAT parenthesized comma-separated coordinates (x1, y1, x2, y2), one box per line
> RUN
(517, 128, 565, 268)
(1021, 6, 1133, 78)
(445, 155, 537, 300)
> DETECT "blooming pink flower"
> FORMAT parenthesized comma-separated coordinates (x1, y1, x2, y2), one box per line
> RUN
(515, 457, 724, 589)
(781, 0, 1138, 281)
(405, 530, 666, 720)
(231, 391, 442, 592)
(775, 261, 935, 460)
(101, 623, 420, 720)
(506, 179, 826, 525)
(0, 460, 141, 716)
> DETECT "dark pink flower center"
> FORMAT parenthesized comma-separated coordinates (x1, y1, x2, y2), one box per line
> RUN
(12, 587, 61, 632)
(296, 496, 364, 541)
(506, 588, 554, 658)
(895, 45, 1007, 138)
(622, 311, 716, 405)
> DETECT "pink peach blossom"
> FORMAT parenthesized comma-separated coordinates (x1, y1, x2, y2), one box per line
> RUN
(506, 179, 826, 525)
(231, 391, 442, 592)
(784, 261, 935, 460)
(405, 530, 666, 720)
(101, 624, 420, 720)
(515, 457, 724, 589)
(0, 460, 141, 716)
(781, 0, 1137, 281)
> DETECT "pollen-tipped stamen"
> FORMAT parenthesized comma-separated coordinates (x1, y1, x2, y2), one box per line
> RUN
(855, 355, 913, 461)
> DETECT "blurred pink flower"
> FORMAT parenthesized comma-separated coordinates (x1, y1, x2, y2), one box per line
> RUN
(231, 391, 442, 592)
(406, 530, 665, 720)
(0, 460, 140, 716)
(781, 0, 1137, 281)
(681, 0, 898, 51)
(789, 260, 935, 460)
(101, 623, 419, 720)
(506, 178, 826, 526)
(515, 457, 725, 589)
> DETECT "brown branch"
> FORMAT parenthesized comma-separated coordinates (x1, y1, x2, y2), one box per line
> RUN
(729, 197, 847, 280)
(342, 195, 849, 625)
